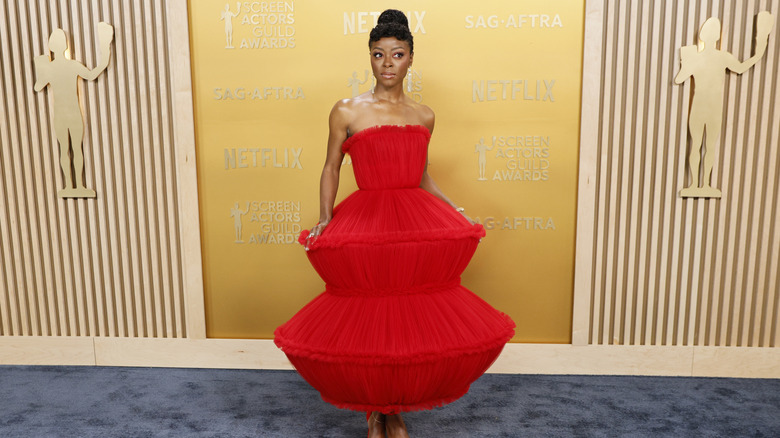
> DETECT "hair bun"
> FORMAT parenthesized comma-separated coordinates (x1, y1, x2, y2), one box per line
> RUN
(377, 9, 409, 29)
(369, 9, 414, 53)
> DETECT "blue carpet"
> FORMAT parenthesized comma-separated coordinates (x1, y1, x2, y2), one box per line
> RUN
(0, 366, 778, 437)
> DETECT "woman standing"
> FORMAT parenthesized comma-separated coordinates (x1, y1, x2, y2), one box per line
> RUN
(274, 10, 515, 437)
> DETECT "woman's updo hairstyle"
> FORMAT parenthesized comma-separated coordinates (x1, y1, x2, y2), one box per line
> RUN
(368, 9, 413, 54)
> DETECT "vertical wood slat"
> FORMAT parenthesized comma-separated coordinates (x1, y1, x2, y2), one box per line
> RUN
(119, 0, 146, 338)
(645, 0, 675, 346)
(83, 0, 112, 337)
(8, 0, 37, 336)
(625, 0, 651, 346)
(724, 1, 751, 347)
(590, 0, 617, 345)
(1, 0, 31, 336)
(740, 0, 766, 347)
(748, 0, 771, 347)
(579, 0, 780, 347)
(659, 0, 680, 345)
(640, 0, 664, 346)
(153, 0, 177, 338)
(604, 0, 628, 345)
(0, 0, 188, 338)
(654, 0, 677, 345)
(141, 0, 166, 338)
(19, 1, 56, 336)
(726, 1, 748, 346)
(618, 0, 639, 345)
(86, 0, 115, 337)
(0, 0, 15, 336)
(128, 0, 155, 338)
(104, 0, 132, 338)
(762, 3, 780, 348)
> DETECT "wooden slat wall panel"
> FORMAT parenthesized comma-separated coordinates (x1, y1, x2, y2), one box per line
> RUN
(0, 0, 186, 338)
(580, 0, 780, 346)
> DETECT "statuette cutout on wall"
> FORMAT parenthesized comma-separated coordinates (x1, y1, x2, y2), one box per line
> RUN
(221, 3, 240, 49)
(231, 202, 250, 243)
(348, 70, 369, 97)
(475, 137, 493, 181)
(674, 12, 773, 198)
(33, 22, 114, 198)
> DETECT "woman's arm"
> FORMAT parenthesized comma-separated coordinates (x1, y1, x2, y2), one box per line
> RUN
(305, 100, 350, 249)
(418, 109, 476, 225)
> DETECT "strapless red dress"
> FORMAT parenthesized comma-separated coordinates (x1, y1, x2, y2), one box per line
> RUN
(273, 124, 515, 414)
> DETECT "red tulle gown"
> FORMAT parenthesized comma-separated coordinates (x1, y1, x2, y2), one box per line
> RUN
(273, 124, 516, 414)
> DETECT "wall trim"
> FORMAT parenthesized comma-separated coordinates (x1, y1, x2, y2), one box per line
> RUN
(1, 337, 777, 379)
(571, 0, 605, 347)
(167, 0, 207, 339)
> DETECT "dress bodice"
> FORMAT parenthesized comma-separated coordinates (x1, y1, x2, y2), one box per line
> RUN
(342, 124, 430, 190)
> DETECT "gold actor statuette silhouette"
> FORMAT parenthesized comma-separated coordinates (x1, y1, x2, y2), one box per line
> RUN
(674, 12, 773, 198)
(230, 202, 250, 243)
(34, 22, 114, 198)
(475, 138, 493, 181)
(348, 70, 369, 97)
(221, 3, 240, 49)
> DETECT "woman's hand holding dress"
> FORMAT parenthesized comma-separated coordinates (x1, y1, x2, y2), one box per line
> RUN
(305, 219, 329, 251)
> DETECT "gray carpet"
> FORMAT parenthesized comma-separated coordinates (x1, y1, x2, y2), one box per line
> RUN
(0, 366, 778, 437)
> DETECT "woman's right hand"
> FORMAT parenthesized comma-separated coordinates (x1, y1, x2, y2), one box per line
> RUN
(304, 219, 329, 251)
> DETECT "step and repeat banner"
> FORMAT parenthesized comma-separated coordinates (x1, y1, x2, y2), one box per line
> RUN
(189, 0, 585, 342)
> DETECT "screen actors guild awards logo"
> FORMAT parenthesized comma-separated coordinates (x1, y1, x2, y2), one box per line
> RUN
(219, 2, 296, 49)
(474, 135, 550, 182)
(675, 11, 773, 198)
(33, 22, 114, 198)
(230, 201, 302, 245)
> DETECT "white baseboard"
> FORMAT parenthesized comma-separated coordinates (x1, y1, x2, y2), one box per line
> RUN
(1, 337, 778, 378)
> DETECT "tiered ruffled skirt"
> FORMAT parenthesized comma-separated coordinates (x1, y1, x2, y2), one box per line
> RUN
(274, 186, 515, 414)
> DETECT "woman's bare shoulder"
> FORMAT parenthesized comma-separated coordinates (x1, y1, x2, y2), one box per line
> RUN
(409, 100, 435, 132)
(331, 93, 374, 117)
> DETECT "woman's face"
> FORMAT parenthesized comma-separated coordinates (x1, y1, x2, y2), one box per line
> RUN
(369, 37, 413, 88)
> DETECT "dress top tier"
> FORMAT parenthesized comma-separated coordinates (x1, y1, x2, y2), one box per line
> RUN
(342, 124, 431, 190)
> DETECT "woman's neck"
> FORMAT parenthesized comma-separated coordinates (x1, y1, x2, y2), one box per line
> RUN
(372, 84, 405, 104)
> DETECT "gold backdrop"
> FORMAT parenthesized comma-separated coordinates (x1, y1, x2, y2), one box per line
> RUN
(189, 0, 585, 342)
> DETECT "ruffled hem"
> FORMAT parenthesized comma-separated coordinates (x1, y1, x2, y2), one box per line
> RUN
(342, 124, 431, 153)
(321, 387, 471, 415)
(273, 319, 515, 365)
(298, 224, 485, 250)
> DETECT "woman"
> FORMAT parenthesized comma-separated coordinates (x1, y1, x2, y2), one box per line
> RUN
(274, 10, 515, 438)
